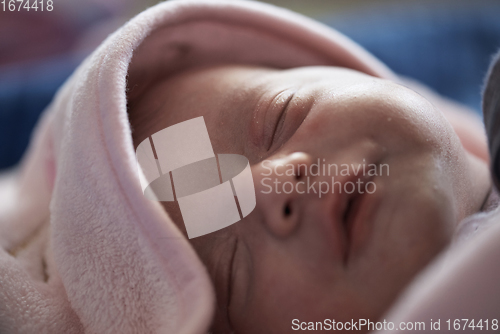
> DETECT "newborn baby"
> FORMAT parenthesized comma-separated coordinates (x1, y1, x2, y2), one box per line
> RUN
(128, 64, 491, 333)
(2, 1, 497, 333)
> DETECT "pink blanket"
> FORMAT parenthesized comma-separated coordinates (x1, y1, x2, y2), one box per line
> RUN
(0, 0, 490, 333)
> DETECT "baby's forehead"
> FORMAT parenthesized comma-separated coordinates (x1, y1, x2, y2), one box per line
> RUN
(129, 65, 272, 143)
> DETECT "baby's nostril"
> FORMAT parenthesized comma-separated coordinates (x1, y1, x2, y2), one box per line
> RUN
(295, 164, 307, 181)
(283, 202, 292, 217)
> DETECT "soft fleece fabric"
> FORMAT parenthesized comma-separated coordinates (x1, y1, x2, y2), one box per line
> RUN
(0, 0, 490, 333)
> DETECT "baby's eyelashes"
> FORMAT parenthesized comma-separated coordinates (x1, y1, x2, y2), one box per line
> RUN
(267, 90, 296, 151)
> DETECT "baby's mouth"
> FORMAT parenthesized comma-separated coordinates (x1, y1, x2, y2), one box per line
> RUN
(342, 187, 359, 264)
(343, 190, 362, 263)
(341, 174, 376, 265)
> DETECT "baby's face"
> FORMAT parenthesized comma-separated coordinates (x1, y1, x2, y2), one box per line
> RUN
(129, 65, 489, 333)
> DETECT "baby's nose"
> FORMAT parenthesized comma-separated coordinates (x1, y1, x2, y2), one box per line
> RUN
(252, 152, 317, 238)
